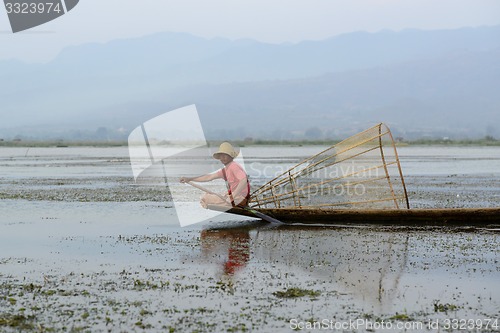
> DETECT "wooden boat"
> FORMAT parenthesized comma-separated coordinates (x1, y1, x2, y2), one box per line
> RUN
(209, 124, 500, 227)
(208, 205, 500, 227)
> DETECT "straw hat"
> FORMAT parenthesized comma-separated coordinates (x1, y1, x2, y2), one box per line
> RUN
(213, 142, 239, 159)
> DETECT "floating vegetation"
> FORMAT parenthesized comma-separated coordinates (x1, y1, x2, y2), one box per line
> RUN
(273, 287, 321, 299)
(210, 280, 234, 295)
(0, 314, 36, 330)
(0, 176, 171, 202)
(389, 313, 413, 321)
(433, 300, 459, 313)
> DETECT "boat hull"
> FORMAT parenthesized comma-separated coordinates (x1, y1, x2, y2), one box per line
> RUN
(207, 205, 500, 226)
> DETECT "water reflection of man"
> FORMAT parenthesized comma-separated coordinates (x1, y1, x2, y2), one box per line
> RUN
(180, 142, 250, 208)
(200, 229, 250, 275)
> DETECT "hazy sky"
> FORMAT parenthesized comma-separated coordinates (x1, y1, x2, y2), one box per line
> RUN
(1, 0, 499, 62)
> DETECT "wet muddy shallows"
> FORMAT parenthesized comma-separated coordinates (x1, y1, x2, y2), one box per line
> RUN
(1, 146, 499, 332)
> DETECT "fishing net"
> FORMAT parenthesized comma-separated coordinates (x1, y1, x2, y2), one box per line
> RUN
(249, 123, 409, 210)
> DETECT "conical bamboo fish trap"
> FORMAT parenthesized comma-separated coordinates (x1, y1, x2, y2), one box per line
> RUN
(250, 123, 410, 210)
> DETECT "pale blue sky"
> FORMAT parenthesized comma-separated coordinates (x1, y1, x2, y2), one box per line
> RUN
(1, 0, 500, 62)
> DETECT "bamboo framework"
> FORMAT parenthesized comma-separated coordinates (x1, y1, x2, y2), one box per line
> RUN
(250, 123, 410, 210)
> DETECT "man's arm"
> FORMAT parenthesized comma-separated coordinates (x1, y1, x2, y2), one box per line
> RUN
(180, 172, 221, 183)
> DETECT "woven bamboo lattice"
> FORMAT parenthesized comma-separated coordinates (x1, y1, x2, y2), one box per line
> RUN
(250, 123, 410, 210)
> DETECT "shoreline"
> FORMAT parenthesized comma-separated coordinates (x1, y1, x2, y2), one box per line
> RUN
(1, 140, 500, 148)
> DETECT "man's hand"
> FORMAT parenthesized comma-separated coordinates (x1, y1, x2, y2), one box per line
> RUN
(179, 177, 192, 183)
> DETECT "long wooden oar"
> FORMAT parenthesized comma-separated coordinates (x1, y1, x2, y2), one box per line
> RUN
(186, 181, 283, 224)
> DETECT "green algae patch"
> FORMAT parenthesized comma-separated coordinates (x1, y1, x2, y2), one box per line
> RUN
(433, 301, 459, 313)
(273, 287, 321, 299)
(0, 313, 36, 330)
(389, 313, 413, 321)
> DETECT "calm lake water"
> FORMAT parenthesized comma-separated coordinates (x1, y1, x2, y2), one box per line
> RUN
(1, 145, 500, 178)
(0, 145, 499, 332)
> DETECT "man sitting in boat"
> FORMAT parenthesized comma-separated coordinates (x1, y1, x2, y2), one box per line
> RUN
(180, 142, 250, 208)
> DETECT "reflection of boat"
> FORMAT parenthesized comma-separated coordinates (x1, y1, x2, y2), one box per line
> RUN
(208, 123, 500, 226)
(200, 224, 410, 312)
(253, 227, 409, 312)
(208, 205, 500, 226)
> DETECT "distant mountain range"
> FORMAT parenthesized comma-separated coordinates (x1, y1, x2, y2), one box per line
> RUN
(1, 25, 499, 140)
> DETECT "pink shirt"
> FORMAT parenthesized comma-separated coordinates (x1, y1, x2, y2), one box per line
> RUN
(216, 161, 249, 198)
